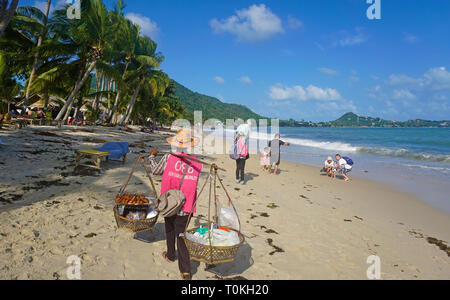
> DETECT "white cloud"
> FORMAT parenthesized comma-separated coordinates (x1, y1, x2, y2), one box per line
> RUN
(269, 84, 341, 102)
(328, 27, 368, 47)
(318, 67, 338, 76)
(403, 33, 419, 44)
(423, 67, 450, 91)
(388, 74, 419, 86)
(393, 89, 416, 100)
(213, 76, 225, 84)
(126, 13, 159, 38)
(388, 67, 450, 91)
(210, 4, 284, 43)
(287, 15, 303, 30)
(239, 76, 252, 84)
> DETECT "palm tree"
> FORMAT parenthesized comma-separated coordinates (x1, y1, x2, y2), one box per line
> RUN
(0, 0, 19, 38)
(54, 0, 113, 122)
(121, 35, 164, 125)
(24, 0, 52, 106)
(107, 9, 140, 123)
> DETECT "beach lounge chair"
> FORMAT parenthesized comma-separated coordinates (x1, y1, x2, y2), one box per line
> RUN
(75, 141, 129, 169)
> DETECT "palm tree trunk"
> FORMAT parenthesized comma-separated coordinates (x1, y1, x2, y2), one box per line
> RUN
(24, 0, 51, 107)
(122, 79, 142, 125)
(108, 60, 130, 123)
(55, 61, 97, 121)
(0, 0, 19, 38)
(63, 101, 73, 122)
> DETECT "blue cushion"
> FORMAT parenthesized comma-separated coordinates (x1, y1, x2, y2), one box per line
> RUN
(96, 142, 129, 160)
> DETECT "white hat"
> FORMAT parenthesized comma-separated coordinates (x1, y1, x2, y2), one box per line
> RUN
(327, 156, 333, 161)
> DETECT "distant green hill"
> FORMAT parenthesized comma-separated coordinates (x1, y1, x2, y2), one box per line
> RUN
(329, 112, 449, 128)
(173, 81, 266, 122)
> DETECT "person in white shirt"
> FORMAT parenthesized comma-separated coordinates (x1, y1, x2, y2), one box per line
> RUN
(335, 154, 352, 182)
(322, 156, 337, 178)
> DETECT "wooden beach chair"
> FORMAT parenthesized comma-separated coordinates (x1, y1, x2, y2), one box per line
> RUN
(75, 141, 129, 169)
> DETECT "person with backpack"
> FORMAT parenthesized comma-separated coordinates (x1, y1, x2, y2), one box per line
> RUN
(234, 134, 249, 185)
(335, 154, 354, 182)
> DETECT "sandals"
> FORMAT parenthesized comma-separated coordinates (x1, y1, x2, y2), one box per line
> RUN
(181, 273, 192, 280)
(162, 252, 175, 263)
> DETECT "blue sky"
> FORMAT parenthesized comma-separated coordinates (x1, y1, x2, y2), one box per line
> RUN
(27, 0, 450, 122)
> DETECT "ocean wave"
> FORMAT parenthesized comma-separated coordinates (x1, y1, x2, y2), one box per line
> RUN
(215, 129, 450, 164)
(399, 164, 450, 173)
(358, 147, 450, 164)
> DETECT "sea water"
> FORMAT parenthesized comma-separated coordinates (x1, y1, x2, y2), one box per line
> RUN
(211, 127, 450, 213)
(270, 127, 450, 214)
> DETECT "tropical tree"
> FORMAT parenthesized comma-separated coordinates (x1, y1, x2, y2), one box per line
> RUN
(53, 0, 114, 122)
(24, 0, 52, 106)
(121, 35, 164, 125)
(0, 0, 19, 38)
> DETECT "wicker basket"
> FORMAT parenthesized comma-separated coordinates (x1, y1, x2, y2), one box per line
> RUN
(184, 227, 245, 264)
(114, 203, 158, 233)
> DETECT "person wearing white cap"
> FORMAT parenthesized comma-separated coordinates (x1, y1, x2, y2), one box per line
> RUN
(322, 156, 337, 178)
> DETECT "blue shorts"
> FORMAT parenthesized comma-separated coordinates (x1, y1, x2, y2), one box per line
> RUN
(339, 168, 352, 175)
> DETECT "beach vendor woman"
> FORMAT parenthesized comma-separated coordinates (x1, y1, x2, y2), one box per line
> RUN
(160, 129, 202, 280)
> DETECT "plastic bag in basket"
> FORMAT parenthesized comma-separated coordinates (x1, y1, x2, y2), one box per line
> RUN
(217, 196, 240, 231)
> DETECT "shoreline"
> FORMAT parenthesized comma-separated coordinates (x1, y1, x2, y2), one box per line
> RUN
(0, 126, 449, 279)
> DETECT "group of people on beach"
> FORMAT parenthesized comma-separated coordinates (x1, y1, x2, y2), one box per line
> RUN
(231, 121, 291, 184)
(322, 154, 353, 181)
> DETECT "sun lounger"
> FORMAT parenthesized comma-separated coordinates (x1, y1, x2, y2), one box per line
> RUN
(75, 141, 129, 169)
(1, 119, 29, 129)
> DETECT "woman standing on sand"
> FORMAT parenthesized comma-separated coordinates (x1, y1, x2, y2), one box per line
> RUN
(160, 129, 202, 280)
(235, 134, 249, 185)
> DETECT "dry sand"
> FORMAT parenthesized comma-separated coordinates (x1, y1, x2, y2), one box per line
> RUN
(0, 126, 449, 280)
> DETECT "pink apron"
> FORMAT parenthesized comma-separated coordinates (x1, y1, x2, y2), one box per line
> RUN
(160, 153, 203, 214)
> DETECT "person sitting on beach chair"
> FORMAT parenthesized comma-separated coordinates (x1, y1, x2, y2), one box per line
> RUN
(321, 157, 337, 178)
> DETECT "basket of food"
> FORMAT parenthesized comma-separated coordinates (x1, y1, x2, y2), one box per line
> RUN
(113, 155, 160, 233)
(114, 194, 158, 233)
(184, 165, 245, 265)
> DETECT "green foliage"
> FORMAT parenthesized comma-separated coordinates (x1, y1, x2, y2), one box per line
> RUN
(173, 81, 265, 122)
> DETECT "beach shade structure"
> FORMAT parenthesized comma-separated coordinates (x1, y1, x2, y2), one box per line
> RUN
(75, 141, 129, 169)
(114, 155, 159, 233)
(184, 164, 245, 265)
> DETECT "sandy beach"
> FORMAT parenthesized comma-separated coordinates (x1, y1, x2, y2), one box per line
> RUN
(0, 126, 449, 280)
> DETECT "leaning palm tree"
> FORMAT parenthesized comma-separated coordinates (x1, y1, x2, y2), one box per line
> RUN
(24, 0, 52, 106)
(54, 0, 114, 122)
(121, 35, 164, 125)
